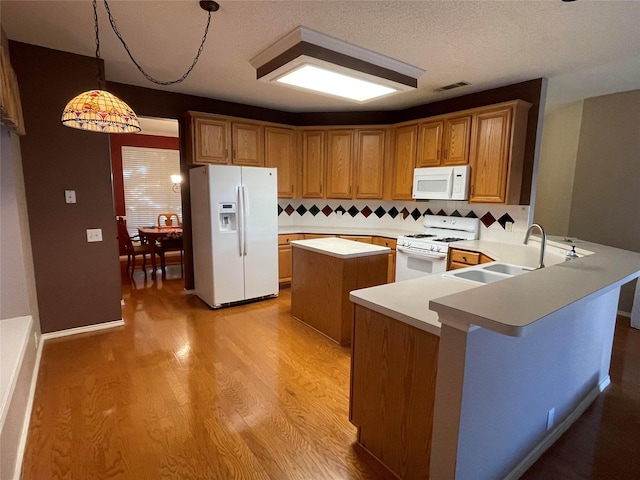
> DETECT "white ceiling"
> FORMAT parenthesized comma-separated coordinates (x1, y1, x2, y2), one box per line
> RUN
(2, 0, 640, 113)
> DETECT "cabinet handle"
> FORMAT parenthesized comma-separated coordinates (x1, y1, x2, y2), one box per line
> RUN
(233, 149, 236, 159)
(462, 256, 467, 261)
(470, 185, 475, 196)
(437, 149, 440, 160)
(224, 149, 228, 158)
(444, 148, 448, 159)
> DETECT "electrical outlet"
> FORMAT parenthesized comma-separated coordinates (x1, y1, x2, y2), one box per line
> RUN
(33, 331, 38, 349)
(547, 407, 555, 431)
(505, 221, 513, 232)
(64, 190, 76, 204)
(86, 228, 103, 242)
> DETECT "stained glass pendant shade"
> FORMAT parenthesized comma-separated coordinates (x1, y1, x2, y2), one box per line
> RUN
(61, 89, 140, 133)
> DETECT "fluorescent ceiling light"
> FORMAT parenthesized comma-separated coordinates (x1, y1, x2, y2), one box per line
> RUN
(250, 26, 424, 104)
(276, 64, 397, 102)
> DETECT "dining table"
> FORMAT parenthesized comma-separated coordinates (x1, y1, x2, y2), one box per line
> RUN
(138, 226, 183, 277)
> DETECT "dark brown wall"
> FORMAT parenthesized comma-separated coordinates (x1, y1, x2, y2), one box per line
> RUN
(10, 41, 544, 307)
(10, 41, 122, 333)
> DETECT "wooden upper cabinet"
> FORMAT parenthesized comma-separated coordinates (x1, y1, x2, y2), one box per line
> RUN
(193, 117, 230, 164)
(265, 126, 296, 198)
(355, 129, 385, 199)
(302, 130, 325, 198)
(442, 115, 471, 165)
(468, 101, 531, 204)
(416, 121, 443, 167)
(325, 130, 354, 199)
(232, 122, 264, 167)
(391, 124, 418, 200)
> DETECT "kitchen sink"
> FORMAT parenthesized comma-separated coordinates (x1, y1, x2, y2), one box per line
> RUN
(443, 262, 531, 285)
(481, 263, 532, 276)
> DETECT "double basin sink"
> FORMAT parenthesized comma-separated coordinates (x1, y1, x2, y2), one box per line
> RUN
(443, 262, 534, 285)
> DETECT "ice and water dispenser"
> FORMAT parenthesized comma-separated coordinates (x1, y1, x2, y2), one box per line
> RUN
(218, 202, 237, 232)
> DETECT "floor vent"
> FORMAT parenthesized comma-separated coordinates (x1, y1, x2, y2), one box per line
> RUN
(434, 81, 471, 92)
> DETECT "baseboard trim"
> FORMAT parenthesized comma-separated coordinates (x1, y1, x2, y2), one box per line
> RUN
(504, 376, 610, 480)
(40, 319, 125, 341)
(14, 330, 43, 480)
(617, 309, 631, 318)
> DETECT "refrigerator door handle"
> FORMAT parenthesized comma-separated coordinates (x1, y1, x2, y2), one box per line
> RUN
(241, 184, 248, 256)
(237, 184, 244, 256)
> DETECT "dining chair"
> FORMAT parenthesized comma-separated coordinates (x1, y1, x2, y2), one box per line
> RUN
(157, 212, 181, 227)
(117, 217, 151, 275)
(156, 231, 184, 277)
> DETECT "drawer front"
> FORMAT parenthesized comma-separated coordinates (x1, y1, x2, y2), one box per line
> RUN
(372, 237, 397, 250)
(339, 235, 373, 243)
(449, 249, 481, 265)
(278, 234, 302, 246)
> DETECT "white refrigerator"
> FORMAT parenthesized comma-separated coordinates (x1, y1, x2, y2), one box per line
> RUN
(189, 165, 278, 308)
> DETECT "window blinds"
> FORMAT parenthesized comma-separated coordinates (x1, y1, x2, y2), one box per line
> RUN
(122, 146, 181, 236)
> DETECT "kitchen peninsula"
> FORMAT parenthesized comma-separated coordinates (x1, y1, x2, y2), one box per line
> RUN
(291, 237, 389, 345)
(349, 238, 640, 480)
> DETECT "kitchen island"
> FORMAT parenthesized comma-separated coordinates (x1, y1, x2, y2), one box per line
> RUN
(291, 237, 389, 346)
(349, 238, 640, 480)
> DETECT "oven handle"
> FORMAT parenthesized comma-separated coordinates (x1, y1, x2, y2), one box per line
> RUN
(397, 246, 447, 259)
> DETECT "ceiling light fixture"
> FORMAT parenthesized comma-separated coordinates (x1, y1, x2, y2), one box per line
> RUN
(61, 0, 218, 133)
(250, 26, 424, 104)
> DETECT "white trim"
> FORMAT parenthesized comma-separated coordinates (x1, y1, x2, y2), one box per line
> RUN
(13, 332, 43, 480)
(617, 309, 631, 318)
(40, 319, 125, 341)
(250, 26, 424, 79)
(504, 376, 610, 480)
(0, 316, 32, 432)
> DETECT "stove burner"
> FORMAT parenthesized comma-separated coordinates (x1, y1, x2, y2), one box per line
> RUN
(405, 233, 436, 238)
(434, 237, 466, 243)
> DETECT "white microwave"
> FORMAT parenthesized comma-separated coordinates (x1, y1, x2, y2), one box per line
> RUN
(412, 165, 470, 200)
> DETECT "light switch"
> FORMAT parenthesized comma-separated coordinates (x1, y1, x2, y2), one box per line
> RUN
(86, 228, 103, 242)
(65, 190, 76, 204)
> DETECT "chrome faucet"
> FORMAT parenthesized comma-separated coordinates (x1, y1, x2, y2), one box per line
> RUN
(523, 223, 547, 269)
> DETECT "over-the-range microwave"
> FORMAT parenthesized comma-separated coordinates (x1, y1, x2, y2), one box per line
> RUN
(412, 165, 470, 200)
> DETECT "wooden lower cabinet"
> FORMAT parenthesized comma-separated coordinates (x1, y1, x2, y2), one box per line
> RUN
(373, 236, 397, 282)
(291, 246, 387, 346)
(338, 235, 373, 243)
(350, 306, 439, 479)
(278, 234, 302, 284)
(447, 247, 494, 270)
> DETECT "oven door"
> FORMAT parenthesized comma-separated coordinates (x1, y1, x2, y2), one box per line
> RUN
(395, 246, 447, 281)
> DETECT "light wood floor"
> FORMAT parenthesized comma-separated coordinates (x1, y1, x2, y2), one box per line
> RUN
(20, 266, 640, 479)
(21, 267, 394, 480)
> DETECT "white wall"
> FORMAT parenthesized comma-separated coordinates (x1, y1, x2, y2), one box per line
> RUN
(533, 101, 583, 236)
(0, 125, 40, 480)
(431, 287, 618, 479)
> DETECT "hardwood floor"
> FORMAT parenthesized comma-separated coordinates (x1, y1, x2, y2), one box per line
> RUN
(21, 267, 394, 480)
(20, 265, 640, 479)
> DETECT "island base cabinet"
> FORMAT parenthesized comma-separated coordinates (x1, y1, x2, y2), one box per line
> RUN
(350, 306, 439, 480)
(291, 247, 387, 346)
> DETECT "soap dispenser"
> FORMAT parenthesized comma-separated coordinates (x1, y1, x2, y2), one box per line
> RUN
(565, 245, 579, 261)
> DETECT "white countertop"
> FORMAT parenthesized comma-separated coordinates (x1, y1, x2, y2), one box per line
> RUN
(350, 237, 640, 337)
(279, 225, 417, 239)
(291, 237, 390, 259)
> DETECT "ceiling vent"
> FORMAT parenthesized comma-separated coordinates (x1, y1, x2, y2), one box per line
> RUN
(434, 81, 471, 93)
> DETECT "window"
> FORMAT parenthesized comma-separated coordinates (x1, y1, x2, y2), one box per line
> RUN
(122, 146, 181, 236)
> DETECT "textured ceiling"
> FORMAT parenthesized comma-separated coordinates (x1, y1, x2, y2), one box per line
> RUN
(2, 0, 640, 113)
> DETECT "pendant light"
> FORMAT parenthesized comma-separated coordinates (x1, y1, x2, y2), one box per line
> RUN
(61, 0, 218, 133)
(61, 0, 140, 133)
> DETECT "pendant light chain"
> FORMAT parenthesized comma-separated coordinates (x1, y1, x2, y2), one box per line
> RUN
(93, 0, 105, 89)
(102, 0, 212, 86)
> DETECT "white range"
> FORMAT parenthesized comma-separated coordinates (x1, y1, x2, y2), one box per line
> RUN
(395, 215, 480, 281)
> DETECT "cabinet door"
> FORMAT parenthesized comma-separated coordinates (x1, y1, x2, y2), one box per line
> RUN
(416, 121, 443, 167)
(194, 117, 230, 164)
(355, 130, 385, 199)
(469, 107, 512, 203)
(391, 124, 418, 200)
(326, 130, 354, 199)
(265, 126, 296, 198)
(278, 244, 293, 284)
(302, 131, 325, 198)
(442, 115, 471, 165)
(232, 122, 264, 167)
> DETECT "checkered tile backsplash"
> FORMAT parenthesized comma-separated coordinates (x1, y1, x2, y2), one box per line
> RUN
(278, 199, 530, 242)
